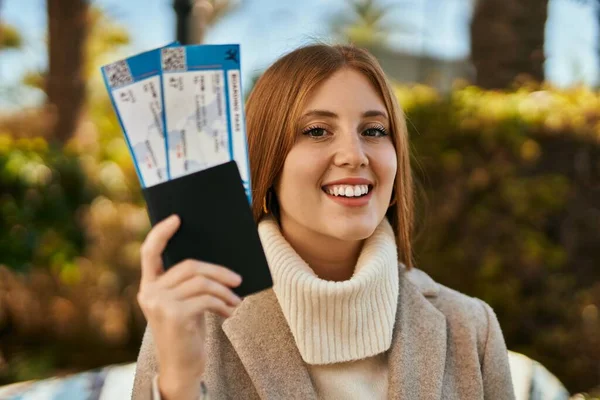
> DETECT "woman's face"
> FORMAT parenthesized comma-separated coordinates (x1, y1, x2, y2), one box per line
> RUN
(275, 68, 397, 242)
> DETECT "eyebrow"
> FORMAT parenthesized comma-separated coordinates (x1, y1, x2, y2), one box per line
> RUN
(301, 109, 389, 119)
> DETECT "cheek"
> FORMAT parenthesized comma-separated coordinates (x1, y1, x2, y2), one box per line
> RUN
(277, 146, 327, 200)
(372, 143, 398, 188)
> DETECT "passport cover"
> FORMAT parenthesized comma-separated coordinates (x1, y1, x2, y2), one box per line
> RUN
(142, 160, 273, 297)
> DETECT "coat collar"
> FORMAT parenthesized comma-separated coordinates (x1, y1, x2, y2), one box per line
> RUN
(404, 265, 441, 297)
(222, 267, 447, 399)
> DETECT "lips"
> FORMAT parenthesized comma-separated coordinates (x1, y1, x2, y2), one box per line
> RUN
(321, 177, 374, 201)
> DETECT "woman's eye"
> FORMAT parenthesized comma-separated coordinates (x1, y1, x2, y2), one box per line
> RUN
(363, 127, 388, 137)
(303, 127, 328, 138)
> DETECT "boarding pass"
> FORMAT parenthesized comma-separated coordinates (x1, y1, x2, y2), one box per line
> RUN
(102, 44, 252, 202)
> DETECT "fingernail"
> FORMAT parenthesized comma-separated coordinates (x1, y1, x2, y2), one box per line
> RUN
(169, 214, 180, 224)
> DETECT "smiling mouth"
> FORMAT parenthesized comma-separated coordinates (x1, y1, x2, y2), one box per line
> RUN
(321, 184, 373, 198)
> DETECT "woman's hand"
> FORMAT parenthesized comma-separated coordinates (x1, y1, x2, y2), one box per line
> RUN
(136, 215, 242, 399)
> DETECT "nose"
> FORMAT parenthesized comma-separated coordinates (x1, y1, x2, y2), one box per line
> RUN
(332, 131, 368, 168)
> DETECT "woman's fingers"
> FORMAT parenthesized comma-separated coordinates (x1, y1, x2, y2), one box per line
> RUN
(159, 259, 242, 289)
(140, 215, 181, 283)
(181, 295, 237, 319)
(171, 275, 242, 306)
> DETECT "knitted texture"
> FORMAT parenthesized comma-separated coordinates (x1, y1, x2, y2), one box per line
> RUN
(257, 217, 399, 365)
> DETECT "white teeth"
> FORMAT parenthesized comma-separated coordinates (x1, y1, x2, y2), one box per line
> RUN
(325, 184, 370, 197)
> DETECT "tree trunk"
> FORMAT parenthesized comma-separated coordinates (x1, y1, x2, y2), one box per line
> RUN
(46, 0, 89, 144)
(470, 0, 548, 89)
(174, 0, 193, 44)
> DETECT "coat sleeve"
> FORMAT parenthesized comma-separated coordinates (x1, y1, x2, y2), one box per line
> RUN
(131, 325, 159, 400)
(131, 325, 210, 400)
(478, 301, 516, 400)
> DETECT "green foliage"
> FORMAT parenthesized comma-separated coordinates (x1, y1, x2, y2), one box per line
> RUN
(7, 349, 57, 383)
(0, 23, 22, 50)
(330, 0, 413, 49)
(401, 83, 600, 394)
(0, 135, 96, 273)
(88, 8, 130, 52)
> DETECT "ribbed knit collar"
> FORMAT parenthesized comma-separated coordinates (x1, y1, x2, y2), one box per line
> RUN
(257, 216, 400, 365)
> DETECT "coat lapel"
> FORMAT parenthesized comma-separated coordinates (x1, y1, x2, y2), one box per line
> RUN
(222, 289, 317, 400)
(387, 268, 448, 399)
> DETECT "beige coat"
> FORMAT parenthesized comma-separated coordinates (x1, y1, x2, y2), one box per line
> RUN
(132, 267, 515, 399)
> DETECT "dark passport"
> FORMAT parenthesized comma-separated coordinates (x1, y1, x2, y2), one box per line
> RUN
(142, 161, 273, 297)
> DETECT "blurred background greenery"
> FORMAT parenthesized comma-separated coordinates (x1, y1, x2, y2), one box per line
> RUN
(0, 0, 599, 397)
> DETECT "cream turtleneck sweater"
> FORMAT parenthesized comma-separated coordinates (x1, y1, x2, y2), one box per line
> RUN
(257, 216, 399, 399)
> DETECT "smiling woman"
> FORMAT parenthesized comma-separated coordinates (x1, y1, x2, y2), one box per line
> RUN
(262, 67, 399, 282)
(131, 44, 516, 400)
(246, 46, 413, 283)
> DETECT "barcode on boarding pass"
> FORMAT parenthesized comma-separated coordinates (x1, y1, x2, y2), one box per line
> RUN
(105, 60, 134, 89)
(162, 48, 186, 72)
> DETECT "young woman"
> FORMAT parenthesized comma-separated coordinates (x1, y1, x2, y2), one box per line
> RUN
(132, 44, 515, 400)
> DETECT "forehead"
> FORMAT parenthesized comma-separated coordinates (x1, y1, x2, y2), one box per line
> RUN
(301, 68, 386, 113)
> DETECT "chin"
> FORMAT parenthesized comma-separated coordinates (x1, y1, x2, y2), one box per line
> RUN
(324, 213, 381, 241)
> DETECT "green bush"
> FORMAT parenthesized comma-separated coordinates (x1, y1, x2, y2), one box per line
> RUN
(1, 82, 598, 394)
(0, 135, 95, 274)
(402, 83, 600, 394)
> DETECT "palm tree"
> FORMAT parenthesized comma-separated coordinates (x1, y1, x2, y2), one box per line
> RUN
(331, 0, 403, 51)
(46, 0, 89, 143)
(470, 0, 549, 89)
